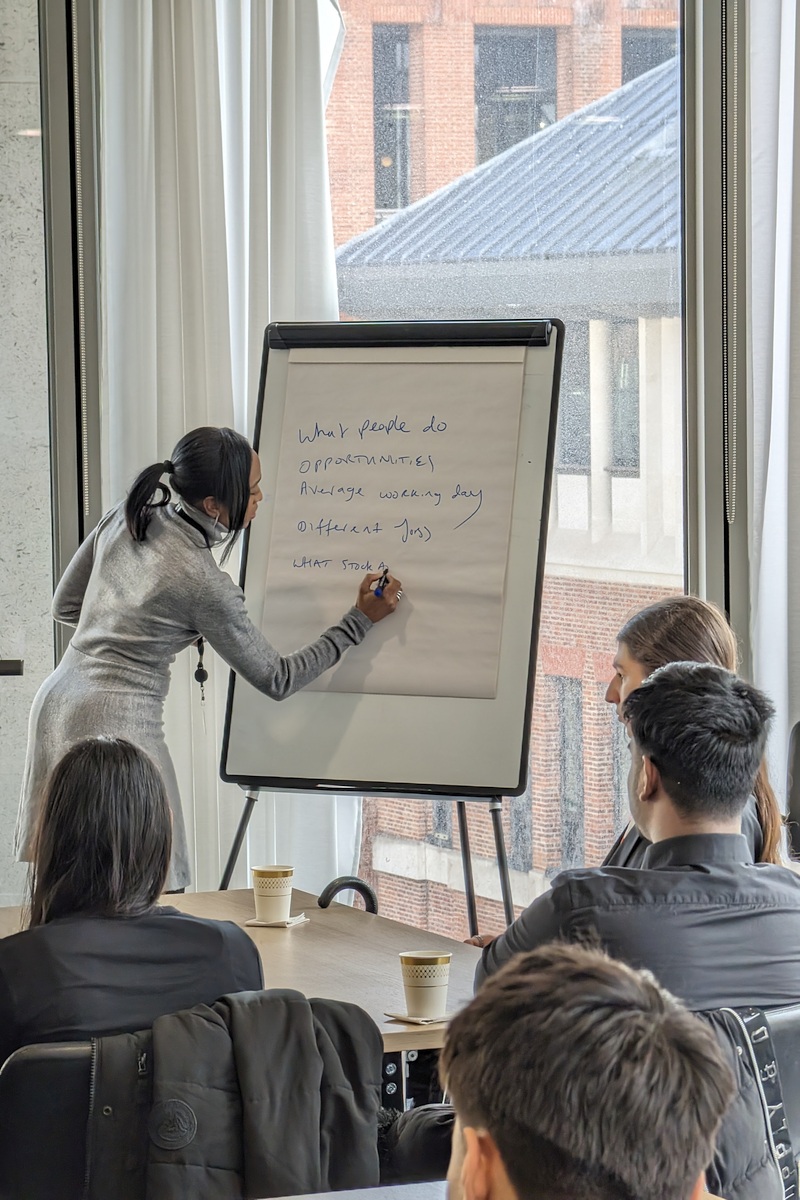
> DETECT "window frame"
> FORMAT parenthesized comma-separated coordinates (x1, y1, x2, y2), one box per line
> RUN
(39, 0, 103, 659)
(39, 0, 752, 721)
(682, 0, 750, 665)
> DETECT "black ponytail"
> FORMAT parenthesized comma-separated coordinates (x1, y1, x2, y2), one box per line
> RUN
(125, 427, 252, 559)
(125, 462, 173, 542)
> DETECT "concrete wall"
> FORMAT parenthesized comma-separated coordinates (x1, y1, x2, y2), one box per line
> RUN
(0, 0, 53, 905)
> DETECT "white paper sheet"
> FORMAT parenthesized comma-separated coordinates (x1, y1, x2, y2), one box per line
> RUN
(260, 350, 525, 698)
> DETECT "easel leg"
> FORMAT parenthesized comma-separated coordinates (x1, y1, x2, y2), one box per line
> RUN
(456, 800, 479, 937)
(219, 789, 260, 890)
(490, 798, 515, 927)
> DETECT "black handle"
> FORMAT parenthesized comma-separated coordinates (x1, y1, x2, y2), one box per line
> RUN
(0, 660, 23, 676)
(317, 876, 378, 914)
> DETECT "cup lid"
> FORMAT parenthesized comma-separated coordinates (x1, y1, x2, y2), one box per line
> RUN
(399, 951, 452, 965)
(252, 865, 294, 877)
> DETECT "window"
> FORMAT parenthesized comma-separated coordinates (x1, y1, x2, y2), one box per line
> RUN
(427, 798, 453, 847)
(557, 321, 591, 472)
(373, 25, 411, 216)
(474, 26, 557, 164)
(609, 318, 641, 474)
(622, 27, 678, 85)
(608, 693, 630, 835)
(328, 1, 683, 936)
(556, 677, 585, 869)
(509, 788, 532, 874)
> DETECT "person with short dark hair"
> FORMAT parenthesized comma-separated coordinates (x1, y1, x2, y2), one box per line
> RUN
(0, 737, 262, 1065)
(15, 426, 403, 888)
(475, 662, 800, 1010)
(623, 659, 774, 828)
(442, 942, 733, 1200)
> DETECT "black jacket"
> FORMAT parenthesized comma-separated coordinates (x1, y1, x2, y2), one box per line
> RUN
(0, 906, 263, 1065)
(85, 989, 383, 1200)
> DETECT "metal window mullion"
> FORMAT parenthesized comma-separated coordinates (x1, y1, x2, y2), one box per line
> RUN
(69, 0, 102, 531)
(70, 0, 91, 521)
(684, 0, 750, 672)
(39, 0, 102, 660)
(721, 0, 751, 673)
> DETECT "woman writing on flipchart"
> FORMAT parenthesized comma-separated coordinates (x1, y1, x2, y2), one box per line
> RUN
(15, 426, 404, 890)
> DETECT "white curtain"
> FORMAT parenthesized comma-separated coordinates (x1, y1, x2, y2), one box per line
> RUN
(748, 0, 800, 806)
(98, 0, 361, 892)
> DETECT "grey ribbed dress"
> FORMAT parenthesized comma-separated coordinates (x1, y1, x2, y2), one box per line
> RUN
(15, 502, 372, 889)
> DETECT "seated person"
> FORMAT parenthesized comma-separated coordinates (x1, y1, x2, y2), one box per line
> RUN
(603, 594, 783, 866)
(0, 737, 262, 1064)
(476, 662, 800, 1009)
(442, 941, 733, 1200)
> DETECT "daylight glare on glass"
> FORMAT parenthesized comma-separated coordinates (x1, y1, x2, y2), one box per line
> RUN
(326, 0, 683, 936)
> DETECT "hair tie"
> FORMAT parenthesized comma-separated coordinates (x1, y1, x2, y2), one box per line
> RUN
(163, 460, 175, 475)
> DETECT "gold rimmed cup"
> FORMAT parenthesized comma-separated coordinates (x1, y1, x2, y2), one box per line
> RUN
(399, 950, 452, 1019)
(251, 865, 294, 923)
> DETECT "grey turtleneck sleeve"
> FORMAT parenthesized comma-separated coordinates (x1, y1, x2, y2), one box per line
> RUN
(194, 566, 372, 700)
(57, 502, 374, 701)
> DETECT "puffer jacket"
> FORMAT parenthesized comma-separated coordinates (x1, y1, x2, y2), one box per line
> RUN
(84, 989, 383, 1200)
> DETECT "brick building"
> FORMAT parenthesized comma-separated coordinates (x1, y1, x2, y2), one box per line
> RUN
(325, 0, 682, 938)
(359, 575, 672, 941)
(328, 0, 680, 245)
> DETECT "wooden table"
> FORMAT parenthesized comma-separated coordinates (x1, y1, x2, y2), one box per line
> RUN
(168, 888, 480, 1052)
(0, 889, 480, 1052)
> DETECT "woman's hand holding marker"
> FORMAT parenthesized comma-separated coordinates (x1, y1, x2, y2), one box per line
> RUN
(356, 569, 404, 623)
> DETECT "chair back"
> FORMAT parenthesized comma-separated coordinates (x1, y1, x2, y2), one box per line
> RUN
(0, 1042, 91, 1200)
(703, 1004, 800, 1200)
(767, 1003, 800, 1162)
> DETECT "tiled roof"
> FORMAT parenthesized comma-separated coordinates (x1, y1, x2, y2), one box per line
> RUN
(337, 56, 679, 267)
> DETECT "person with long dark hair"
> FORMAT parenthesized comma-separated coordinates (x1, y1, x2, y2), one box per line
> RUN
(15, 427, 403, 888)
(604, 594, 784, 866)
(0, 738, 262, 1064)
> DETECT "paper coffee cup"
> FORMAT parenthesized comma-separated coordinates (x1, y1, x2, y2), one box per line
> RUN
(399, 951, 452, 1019)
(252, 865, 294, 923)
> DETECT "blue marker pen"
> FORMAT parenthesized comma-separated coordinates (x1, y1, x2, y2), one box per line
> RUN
(374, 567, 390, 597)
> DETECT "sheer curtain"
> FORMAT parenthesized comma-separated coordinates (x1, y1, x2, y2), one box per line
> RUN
(748, 0, 800, 807)
(98, 0, 360, 891)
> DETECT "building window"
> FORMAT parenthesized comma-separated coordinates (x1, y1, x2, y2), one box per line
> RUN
(329, 3, 685, 937)
(609, 318, 640, 474)
(509, 787, 532, 873)
(555, 677, 585, 869)
(607, 689, 630, 835)
(427, 798, 453, 847)
(621, 27, 678, 85)
(557, 320, 591, 473)
(373, 25, 411, 217)
(474, 26, 557, 165)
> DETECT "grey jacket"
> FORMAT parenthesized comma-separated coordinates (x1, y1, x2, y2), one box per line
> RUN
(17, 501, 371, 886)
(86, 989, 384, 1199)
